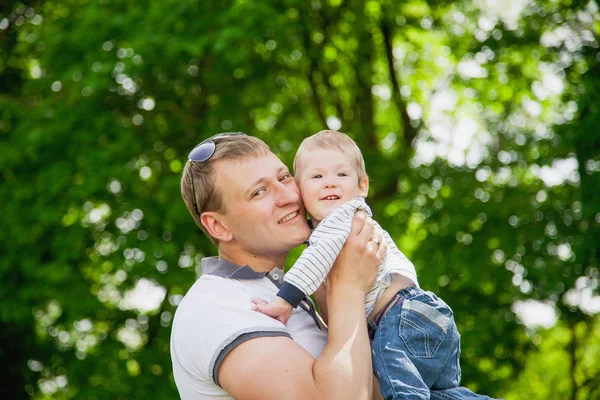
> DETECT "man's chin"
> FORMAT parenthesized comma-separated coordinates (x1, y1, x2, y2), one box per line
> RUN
(291, 229, 311, 246)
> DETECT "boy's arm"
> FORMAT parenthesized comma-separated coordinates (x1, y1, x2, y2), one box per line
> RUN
(219, 212, 384, 400)
(282, 201, 364, 304)
(277, 281, 308, 308)
(252, 297, 294, 324)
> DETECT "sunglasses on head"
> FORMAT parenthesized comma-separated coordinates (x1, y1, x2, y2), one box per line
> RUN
(187, 132, 247, 217)
(187, 132, 247, 162)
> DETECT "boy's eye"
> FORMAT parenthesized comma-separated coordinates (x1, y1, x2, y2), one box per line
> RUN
(311, 174, 322, 179)
(337, 172, 348, 177)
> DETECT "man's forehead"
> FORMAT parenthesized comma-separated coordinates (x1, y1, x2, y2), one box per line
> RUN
(214, 151, 283, 171)
(214, 152, 287, 190)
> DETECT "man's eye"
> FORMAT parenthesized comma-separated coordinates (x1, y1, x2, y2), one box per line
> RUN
(252, 189, 265, 197)
(279, 174, 291, 182)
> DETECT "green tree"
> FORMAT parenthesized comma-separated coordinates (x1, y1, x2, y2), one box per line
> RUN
(1, 0, 599, 398)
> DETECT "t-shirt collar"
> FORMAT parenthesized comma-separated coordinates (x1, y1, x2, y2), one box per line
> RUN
(201, 257, 285, 286)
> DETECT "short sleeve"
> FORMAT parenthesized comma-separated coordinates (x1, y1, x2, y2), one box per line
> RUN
(170, 278, 291, 392)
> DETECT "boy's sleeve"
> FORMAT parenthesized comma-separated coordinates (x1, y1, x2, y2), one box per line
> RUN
(373, 220, 420, 287)
(281, 200, 369, 305)
(278, 282, 306, 308)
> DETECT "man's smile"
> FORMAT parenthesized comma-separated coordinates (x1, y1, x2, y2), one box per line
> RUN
(278, 211, 299, 224)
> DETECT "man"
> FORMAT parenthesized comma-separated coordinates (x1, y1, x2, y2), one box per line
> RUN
(171, 133, 385, 399)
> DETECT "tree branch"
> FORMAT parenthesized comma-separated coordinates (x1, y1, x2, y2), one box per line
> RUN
(380, 18, 417, 152)
(307, 62, 328, 128)
(568, 319, 578, 400)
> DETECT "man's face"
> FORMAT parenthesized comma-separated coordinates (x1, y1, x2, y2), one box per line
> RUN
(296, 148, 368, 224)
(214, 152, 311, 258)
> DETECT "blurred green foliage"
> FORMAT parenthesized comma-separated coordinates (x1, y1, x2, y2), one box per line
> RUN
(1, 0, 599, 399)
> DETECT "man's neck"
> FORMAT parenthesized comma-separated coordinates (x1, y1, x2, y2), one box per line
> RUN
(218, 247, 287, 274)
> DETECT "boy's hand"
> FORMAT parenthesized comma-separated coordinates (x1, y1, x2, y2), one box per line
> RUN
(252, 297, 294, 325)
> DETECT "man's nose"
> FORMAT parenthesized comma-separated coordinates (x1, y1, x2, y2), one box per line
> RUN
(275, 182, 299, 206)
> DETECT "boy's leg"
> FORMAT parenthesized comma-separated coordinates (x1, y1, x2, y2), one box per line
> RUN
(430, 387, 498, 400)
(428, 304, 497, 399)
(372, 288, 459, 399)
(372, 334, 430, 400)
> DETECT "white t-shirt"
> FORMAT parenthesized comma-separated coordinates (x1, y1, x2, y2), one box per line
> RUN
(170, 258, 328, 400)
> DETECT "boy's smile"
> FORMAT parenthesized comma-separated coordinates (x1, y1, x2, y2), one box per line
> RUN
(296, 148, 368, 224)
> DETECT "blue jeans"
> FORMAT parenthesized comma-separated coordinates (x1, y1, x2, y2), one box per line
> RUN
(370, 287, 495, 400)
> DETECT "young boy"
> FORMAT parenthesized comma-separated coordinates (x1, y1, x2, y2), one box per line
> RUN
(254, 130, 494, 399)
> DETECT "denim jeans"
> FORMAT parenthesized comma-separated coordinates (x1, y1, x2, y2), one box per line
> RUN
(371, 287, 495, 400)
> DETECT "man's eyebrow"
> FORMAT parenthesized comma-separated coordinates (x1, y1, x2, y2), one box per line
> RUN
(245, 177, 266, 195)
(244, 167, 289, 195)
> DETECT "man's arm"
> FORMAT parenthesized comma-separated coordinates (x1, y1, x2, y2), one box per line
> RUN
(218, 212, 384, 400)
(373, 376, 384, 400)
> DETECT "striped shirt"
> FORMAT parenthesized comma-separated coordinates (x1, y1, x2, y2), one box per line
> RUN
(280, 198, 419, 317)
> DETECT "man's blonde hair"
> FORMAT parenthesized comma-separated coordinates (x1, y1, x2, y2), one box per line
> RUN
(293, 130, 368, 182)
(181, 135, 270, 244)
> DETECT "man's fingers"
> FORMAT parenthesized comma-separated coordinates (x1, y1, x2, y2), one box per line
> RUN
(355, 215, 375, 243)
(377, 240, 387, 260)
(366, 240, 379, 254)
(366, 233, 386, 265)
(349, 210, 374, 244)
(349, 211, 367, 238)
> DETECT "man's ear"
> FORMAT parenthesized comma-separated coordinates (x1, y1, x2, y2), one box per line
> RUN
(200, 211, 233, 242)
(358, 177, 369, 198)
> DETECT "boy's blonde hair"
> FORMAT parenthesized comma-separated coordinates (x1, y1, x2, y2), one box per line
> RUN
(293, 130, 368, 182)
(181, 135, 270, 244)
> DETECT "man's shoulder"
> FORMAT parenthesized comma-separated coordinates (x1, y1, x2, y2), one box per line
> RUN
(170, 274, 292, 392)
(172, 274, 283, 334)
(184, 274, 240, 297)
(174, 275, 253, 318)
(170, 276, 248, 399)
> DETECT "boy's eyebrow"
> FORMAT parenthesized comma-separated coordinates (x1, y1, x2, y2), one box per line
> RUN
(244, 166, 289, 195)
(305, 163, 349, 172)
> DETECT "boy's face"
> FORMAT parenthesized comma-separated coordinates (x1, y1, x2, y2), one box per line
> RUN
(296, 148, 368, 224)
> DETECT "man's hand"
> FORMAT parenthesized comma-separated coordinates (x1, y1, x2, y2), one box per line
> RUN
(252, 297, 294, 325)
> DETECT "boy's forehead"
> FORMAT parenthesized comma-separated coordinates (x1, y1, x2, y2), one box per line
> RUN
(297, 148, 353, 170)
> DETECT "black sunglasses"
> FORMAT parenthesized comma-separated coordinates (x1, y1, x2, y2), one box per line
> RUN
(187, 132, 247, 217)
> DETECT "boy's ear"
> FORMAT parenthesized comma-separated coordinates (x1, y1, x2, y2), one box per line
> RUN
(358, 177, 369, 198)
(200, 212, 233, 242)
